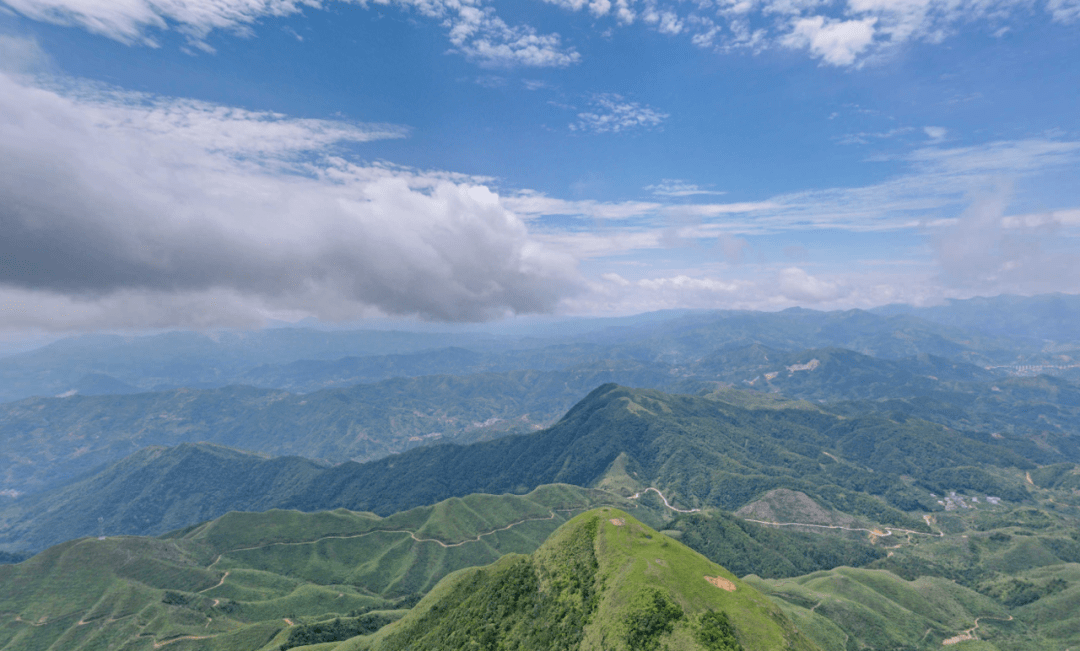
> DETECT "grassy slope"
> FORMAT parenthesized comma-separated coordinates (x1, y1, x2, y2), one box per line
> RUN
(745, 568, 1018, 651)
(0, 486, 651, 651)
(730, 474, 1080, 651)
(345, 509, 820, 651)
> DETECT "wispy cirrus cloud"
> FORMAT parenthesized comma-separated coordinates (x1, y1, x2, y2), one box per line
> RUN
(521, 136, 1080, 274)
(503, 190, 663, 220)
(645, 180, 726, 197)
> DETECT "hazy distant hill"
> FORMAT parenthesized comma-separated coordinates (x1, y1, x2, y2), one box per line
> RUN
(875, 293, 1080, 345)
(0, 328, 505, 403)
(7, 336, 1080, 500)
(690, 345, 999, 398)
(0, 303, 1056, 405)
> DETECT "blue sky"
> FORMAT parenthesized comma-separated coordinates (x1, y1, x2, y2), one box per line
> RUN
(0, 0, 1078, 331)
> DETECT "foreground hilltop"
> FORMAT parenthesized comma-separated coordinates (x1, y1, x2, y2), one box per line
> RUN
(347, 508, 820, 651)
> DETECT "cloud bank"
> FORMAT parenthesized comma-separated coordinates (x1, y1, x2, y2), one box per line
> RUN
(0, 71, 581, 329)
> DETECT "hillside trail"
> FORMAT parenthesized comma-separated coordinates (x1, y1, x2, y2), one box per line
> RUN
(204, 506, 589, 573)
(942, 614, 1013, 646)
(152, 634, 214, 648)
(627, 487, 942, 540)
(741, 518, 944, 538)
(628, 487, 700, 513)
(198, 571, 229, 592)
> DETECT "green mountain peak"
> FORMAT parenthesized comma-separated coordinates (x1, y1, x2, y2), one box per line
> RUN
(351, 508, 821, 651)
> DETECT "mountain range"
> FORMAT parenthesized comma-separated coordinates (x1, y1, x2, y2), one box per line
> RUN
(3, 295, 1080, 650)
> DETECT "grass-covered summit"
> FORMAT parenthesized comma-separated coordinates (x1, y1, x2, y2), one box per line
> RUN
(347, 508, 820, 651)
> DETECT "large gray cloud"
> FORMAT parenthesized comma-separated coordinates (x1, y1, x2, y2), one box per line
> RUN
(0, 72, 582, 328)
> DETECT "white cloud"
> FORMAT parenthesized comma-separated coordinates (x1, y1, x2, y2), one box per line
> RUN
(503, 191, 663, 220)
(1, 0, 315, 46)
(776, 266, 846, 301)
(541, 0, 612, 17)
(837, 127, 915, 145)
(716, 232, 750, 263)
(782, 15, 877, 66)
(521, 79, 552, 90)
(645, 179, 727, 196)
(656, 10, 684, 34)
(6, 0, 1074, 67)
(638, 274, 739, 292)
(47, 78, 408, 156)
(923, 126, 948, 141)
(0, 33, 51, 73)
(0, 72, 582, 329)
(1048, 0, 1080, 22)
(570, 93, 669, 134)
(932, 183, 1080, 293)
(601, 272, 631, 286)
(664, 201, 780, 217)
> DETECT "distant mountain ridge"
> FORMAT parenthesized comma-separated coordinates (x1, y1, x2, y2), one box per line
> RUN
(874, 293, 1080, 344)
(3, 298, 1070, 404)
(7, 340, 1080, 498)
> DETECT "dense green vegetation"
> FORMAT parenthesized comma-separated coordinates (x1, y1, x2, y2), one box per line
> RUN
(624, 589, 684, 651)
(278, 614, 397, 650)
(372, 518, 600, 651)
(697, 611, 744, 651)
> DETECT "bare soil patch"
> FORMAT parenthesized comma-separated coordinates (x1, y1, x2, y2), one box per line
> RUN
(609, 518, 625, 526)
(705, 576, 736, 592)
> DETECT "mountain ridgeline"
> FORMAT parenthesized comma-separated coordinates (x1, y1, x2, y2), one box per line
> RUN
(2, 383, 1048, 552)
(5, 337, 1079, 502)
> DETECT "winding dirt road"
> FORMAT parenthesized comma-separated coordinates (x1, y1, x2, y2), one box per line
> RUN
(628, 487, 701, 513)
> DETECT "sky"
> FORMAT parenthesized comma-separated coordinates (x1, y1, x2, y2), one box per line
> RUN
(0, 0, 1078, 333)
